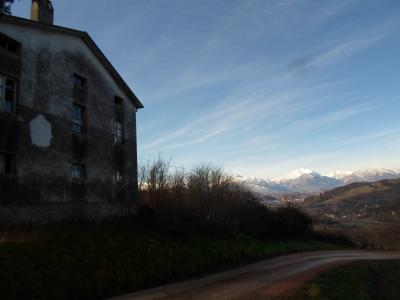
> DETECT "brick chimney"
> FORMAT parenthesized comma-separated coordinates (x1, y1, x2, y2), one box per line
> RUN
(31, 0, 54, 25)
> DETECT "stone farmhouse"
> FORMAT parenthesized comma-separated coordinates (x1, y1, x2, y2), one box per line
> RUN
(0, 0, 143, 223)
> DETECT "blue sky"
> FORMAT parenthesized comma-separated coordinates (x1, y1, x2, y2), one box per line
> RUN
(12, 0, 400, 178)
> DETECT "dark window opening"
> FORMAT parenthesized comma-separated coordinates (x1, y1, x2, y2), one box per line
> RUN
(0, 37, 6, 48)
(113, 96, 124, 144)
(114, 97, 123, 122)
(72, 163, 86, 179)
(73, 74, 86, 89)
(72, 103, 86, 134)
(73, 74, 87, 103)
(0, 76, 17, 113)
(7, 40, 19, 53)
(0, 154, 16, 175)
(113, 121, 123, 144)
(114, 170, 124, 183)
(114, 96, 123, 105)
(0, 33, 20, 54)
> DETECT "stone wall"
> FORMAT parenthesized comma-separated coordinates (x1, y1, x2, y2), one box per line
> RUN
(0, 22, 139, 223)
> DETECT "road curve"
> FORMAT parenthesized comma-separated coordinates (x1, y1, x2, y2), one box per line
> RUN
(109, 250, 400, 300)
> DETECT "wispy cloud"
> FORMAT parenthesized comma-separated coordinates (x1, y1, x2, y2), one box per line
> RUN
(140, 26, 384, 153)
(287, 29, 390, 74)
(283, 100, 379, 133)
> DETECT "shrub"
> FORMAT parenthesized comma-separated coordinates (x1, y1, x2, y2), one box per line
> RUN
(138, 158, 313, 239)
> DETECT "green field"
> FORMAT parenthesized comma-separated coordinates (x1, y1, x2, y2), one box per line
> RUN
(284, 260, 400, 300)
(0, 227, 340, 300)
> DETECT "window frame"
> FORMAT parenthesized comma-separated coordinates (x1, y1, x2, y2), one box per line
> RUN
(72, 102, 86, 134)
(0, 33, 21, 55)
(0, 75, 17, 114)
(113, 96, 124, 144)
(114, 169, 124, 184)
(113, 120, 124, 144)
(71, 163, 86, 180)
(73, 74, 87, 90)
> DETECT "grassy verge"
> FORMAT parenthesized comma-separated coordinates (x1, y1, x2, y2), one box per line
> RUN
(284, 260, 400, 300)
(0, 227, 340, 300)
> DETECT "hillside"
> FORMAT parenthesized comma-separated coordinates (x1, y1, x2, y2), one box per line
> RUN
(302, 179, 400, 249)
(303, 178, 400, 218)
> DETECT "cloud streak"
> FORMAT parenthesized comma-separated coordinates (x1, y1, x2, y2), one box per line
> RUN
(141, 22, 390, 154)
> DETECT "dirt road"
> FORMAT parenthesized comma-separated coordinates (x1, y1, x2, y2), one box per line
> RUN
(109, 250, 400, 300)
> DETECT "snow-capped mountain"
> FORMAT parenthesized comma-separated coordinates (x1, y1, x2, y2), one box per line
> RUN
(239, 168, 400, 195)
(341, 168, 400, 184)
(275, 168, 318, 182)
(272, 168, 341, 193)
(326, 170, 353, 180)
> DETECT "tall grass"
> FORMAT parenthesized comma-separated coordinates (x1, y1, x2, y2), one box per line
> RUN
(285, 260, 400, 300)
(0, 228, 338, 300)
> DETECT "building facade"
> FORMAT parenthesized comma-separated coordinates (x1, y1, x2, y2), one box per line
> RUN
(0, 0, 143, 223)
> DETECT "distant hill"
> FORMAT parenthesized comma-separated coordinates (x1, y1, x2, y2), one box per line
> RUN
(303, 178, 400, 215)
(302, 178, 400, 249)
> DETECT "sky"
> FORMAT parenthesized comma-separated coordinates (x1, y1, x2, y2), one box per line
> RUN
(11, 0, 400, 178)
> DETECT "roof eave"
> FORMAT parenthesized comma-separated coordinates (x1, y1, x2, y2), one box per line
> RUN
(80, 33, 144, 109)
(0, 14, 144, 109)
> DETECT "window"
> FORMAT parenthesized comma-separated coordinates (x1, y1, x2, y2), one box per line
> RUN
(73, 74, 86, 90)
(113, 121, 123, 144)
(0, 76, 17, 113)
(0, 33, 20, 54)
(0, 154, 15, 175)
(73, 74, 87, 103)
(72, 163, 86, 179)
(72, 103, 86, 134)
(114, 97, 123, 122)
(115, 170, 124, 183)
(113, 97, 124, 144)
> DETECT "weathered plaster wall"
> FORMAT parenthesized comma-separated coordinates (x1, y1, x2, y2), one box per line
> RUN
(29, 114, 52, 147)
(0, 22, 138, 223)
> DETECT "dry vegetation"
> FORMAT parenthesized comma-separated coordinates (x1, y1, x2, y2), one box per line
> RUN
(283, 260, 400, 300)
(0, 159, 345, 300)
(138, 158, 313, 239)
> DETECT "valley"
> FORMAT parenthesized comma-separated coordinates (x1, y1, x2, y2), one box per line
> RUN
(303, 179, 400, 249)
(240, 169, 400, 249)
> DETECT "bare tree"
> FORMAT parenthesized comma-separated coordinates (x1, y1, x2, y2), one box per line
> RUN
(137, 157, 313, 238)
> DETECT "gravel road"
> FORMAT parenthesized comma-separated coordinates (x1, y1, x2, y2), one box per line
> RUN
(109, 250, 400, 300)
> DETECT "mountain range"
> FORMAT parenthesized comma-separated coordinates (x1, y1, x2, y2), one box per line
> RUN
(238, 168, 400, 195)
